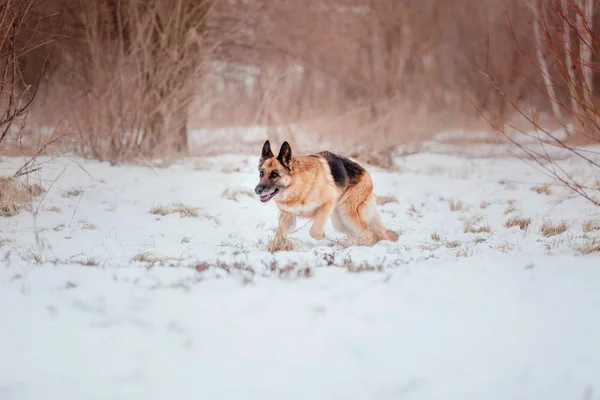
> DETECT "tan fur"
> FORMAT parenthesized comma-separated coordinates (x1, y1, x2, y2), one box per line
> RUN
(258, 149, 398, 246)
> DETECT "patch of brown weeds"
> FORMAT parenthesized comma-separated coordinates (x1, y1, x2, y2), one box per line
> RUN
(504, 216, 531, 230)
(150, 203, 199, 217)
(0, 177, 45, 217)
(444, 240, 461, 248)
(448, 199, 463, 212)
(47, 206, 61, 213)
(341, 257, 385, 273)
(267, 236, 296, 252)
(431, 232, 441, 242)
(579, 238, 600, 254)
(479, 201, 490, 209)
(131, 251, 183, 264)
(540, 220, 568, 237)
(277, 264, 312, 279)
(503, 200, 519, 215)
(70, 258, 98, 266)
(463, 221, 492, 234)
(530, 185, 552, 195)
(583, 219, 600, 233)
(149, 203, 220, 224)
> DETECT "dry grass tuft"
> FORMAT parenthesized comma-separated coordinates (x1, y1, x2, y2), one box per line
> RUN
(131, 251, 182, 264)
(222, 188, 255, 202)
(149, 203, 199, 218)
(448, 199, 464, 212)
(479, 201, 490, 209)
(267, 236, 297, 252)
(47, 206, 62, 213)
(531, 185, 552, 195)
(431, 232, 441, 242)
(444, 240, 461, 248)
(579, 238, 600, 254)
(376, 195, 398, 206)
(463, 221, 492, 234)
(540, 220, 568, 237)
(0, 177, 45, 217)
(583, 219, 600, 233)
(70, 258, 98, 266)
(504, 216, 532, 230)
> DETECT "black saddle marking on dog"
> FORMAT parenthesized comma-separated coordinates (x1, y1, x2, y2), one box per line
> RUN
(317, 151, 365, 188)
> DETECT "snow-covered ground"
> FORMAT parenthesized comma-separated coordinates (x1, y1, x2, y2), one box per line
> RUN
(1, 135, 600, 400)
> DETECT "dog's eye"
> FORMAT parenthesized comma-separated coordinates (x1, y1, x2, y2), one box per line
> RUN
(270, 171, 279, 179)
(260, 170, 264, 178)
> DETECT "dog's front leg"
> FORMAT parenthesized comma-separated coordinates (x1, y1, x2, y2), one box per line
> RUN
(309, 202, 334, 240)
(276, 210, 296, 238)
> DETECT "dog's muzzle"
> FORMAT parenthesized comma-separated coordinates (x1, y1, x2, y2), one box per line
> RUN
(255, 185, 279, 203)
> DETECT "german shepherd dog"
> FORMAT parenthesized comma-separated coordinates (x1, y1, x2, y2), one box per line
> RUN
(254, 140, 398, 246)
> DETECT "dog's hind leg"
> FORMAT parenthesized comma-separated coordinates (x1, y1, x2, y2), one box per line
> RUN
(362, 196, 399, 242)
(337, 176, 376, 246)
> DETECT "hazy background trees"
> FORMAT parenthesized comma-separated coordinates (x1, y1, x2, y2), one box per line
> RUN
(1, 0, 598, 161)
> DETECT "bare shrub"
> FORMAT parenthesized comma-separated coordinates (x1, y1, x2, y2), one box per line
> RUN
(540, 220, 568, 237)
(60, 0, 216, 161)
(0, 0, 51, 150)
(483, 0, 600, 207)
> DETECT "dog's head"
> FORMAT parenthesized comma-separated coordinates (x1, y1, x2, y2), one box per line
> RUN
(254, 140, 293, 203)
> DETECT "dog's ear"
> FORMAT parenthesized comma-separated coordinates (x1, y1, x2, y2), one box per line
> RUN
(261, 140, 274, 160)
(277, 141, 292, 170)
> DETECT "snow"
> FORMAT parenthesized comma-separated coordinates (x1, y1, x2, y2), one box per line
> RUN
(1, 136, 600, 400)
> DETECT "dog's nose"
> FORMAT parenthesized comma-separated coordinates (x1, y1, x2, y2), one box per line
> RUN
(254, 185, 263, 195)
